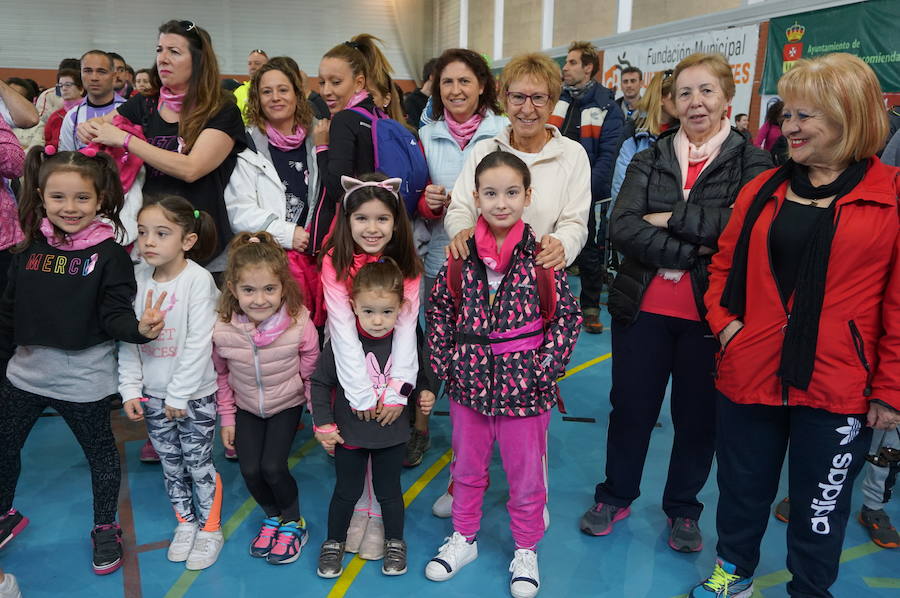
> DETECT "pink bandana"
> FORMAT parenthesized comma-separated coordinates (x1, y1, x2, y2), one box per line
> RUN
(63, 98, 83, 112)
(444, 109, 484, 150)
(474, 215, 524, 274)
(265, 122, 307, 151)
(344, 90, 369, 111)
(158, 86, 185, 113)
(40, 218, 114, 250)
(238, 304, 292, 347)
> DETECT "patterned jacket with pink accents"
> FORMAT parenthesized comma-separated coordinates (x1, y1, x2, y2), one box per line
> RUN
(426, 226, 582, 417)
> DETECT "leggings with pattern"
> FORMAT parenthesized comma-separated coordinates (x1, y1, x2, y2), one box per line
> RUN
(144, 394, 222, 530)
(0, 380, 119, 525)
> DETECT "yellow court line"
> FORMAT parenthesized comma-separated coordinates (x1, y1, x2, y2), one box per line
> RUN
(326, 449, 454, 598)
(164, 437, 319, 598)
(557, 352, 612, 382)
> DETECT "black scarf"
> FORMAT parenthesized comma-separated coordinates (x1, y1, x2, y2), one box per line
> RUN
(720, 158, 868, 390)
(564, 79, 596, 103)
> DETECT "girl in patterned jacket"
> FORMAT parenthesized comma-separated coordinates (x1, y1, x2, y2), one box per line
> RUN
(424, 151, 581, 598)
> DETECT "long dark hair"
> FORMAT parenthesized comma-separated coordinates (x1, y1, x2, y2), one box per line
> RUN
(321, 172, 422, 281)
(157, 20, 229, 151)
(430, 49, 501, 121)
(17, 146, 124, 251)
(475, 150, 531, 190)
(138, 195, 218, 262)
(765, 99, 785, 127)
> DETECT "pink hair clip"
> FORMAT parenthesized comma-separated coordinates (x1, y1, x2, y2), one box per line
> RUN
(44, 145, 57, 156)
(248, 236, 260, 243)
(79, 147, 98, 157)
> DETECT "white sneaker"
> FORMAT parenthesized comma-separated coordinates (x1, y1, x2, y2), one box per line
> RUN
(167, 521, 198, 562)
(358, 516, 384, 560)
(0, 573, 22, 598)
(543, 505, 550, 531)
(509, 549, 540, 598)
(185, 529, 224, 570)
(432, 491, 453, 518)
(425, 531, 478, 581)
(345, 511, 368, 554)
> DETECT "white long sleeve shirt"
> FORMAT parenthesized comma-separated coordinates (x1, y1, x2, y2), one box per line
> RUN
(118, 261, 219, 410)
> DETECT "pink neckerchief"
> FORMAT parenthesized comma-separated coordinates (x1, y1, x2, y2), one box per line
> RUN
(63, 98, 83, 112)
(158, 86, 185, 113)
(474, 215, 524, 274)
(673, 118, 730, 200)
(344, 90, 370, 111)
(444, 109, 484, 150)
(265, 122, 307, 151)
(237, 304, 292, 347)
(40, 218, 114, 250)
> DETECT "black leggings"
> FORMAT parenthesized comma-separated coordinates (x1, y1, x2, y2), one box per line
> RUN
(235, 406, 302, 522)
(0, 380, 120, 525)
(328, 443, 405, 541)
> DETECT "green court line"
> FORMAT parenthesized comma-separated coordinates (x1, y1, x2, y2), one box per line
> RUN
(864, 577, 900, 588)
(164, 437, 319, 598)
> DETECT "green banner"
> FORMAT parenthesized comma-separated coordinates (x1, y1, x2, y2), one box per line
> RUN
(761, 0, 900, 94)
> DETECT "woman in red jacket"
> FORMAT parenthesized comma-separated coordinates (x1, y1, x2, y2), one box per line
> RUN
(691, 53, 900, 598)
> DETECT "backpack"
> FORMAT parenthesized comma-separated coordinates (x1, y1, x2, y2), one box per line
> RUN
(349, 106, 428, 218)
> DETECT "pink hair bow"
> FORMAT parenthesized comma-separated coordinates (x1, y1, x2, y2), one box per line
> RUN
(340, 175, 402, 207)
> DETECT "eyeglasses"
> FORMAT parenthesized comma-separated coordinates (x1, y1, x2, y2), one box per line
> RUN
(249, 49, 267, 57)
(56, 82, 77, 89)
(506, 91, 550, 107)
(663, 69, 674, 79)
(178, 20, 196, 32)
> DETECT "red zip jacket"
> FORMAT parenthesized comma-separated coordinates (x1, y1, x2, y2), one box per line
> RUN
(705, 158, 900, 414)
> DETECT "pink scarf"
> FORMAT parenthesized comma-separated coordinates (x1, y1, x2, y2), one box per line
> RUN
(344, 90, 369, 111)
(238, 304, 292, 346)
(63, 98, 83, 112)
(474, 215, 524, 274)
(265, 122, 307, 151)
(40, 218, 114, 250)
(158, 86, 185, 113)
(444, 109, 484, 150)
(673, 118, 731, 200)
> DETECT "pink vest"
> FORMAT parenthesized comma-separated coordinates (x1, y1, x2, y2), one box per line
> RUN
(213, 310, 311, 419)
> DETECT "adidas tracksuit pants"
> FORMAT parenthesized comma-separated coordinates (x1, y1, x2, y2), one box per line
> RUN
(714, 392, 872, 598)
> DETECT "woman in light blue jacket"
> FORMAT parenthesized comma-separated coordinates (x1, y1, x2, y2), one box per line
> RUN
(409, 49, 507, 470)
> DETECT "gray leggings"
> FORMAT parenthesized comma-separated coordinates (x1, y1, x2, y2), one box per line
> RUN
(862, 428, 900, 510)
(144, 394, 220, 527)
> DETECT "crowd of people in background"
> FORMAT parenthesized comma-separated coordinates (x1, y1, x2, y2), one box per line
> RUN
(0, 17, 897, 598)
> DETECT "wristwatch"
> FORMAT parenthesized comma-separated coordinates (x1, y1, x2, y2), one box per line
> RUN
(388, 379, 414, 398)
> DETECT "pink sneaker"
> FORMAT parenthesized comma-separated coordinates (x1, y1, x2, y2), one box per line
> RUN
(0, 509, 29, 549)
(139, 440, 160, 463)
(224, 447, 238, 461)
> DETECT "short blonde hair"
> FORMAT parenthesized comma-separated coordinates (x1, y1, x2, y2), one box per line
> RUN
(670, 52, 735, 101)
(499, 53, 562, 111)
(778, 53, 888, 164)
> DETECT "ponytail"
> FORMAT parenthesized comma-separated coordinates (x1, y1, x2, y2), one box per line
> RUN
(139, 195, 218, 262)
(323, 33, 394, 87)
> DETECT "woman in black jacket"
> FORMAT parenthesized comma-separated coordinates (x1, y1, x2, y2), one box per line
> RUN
(579, 53, 772, 551)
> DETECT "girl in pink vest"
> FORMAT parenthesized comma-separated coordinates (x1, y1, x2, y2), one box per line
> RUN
(318, 173, 427, 560)
(213, 232, 320, 565)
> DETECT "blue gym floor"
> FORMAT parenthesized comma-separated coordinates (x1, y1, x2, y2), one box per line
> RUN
(3, 280, 898, 598)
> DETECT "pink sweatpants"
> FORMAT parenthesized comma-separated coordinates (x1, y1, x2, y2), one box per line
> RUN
(450, 400, 550, 549)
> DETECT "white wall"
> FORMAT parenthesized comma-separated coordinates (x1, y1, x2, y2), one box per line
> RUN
(0, 0, 414, 78)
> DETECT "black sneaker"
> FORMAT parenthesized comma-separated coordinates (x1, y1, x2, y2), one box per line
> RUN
(382, 539, 408, 575)
(317, 539, 345, 578)
(403, 429, 430, 468)
(91, 523, 123, 575)
(774, 497, 790, 522)
(0, 509, 29, 550)
(667, 517, 702, 553)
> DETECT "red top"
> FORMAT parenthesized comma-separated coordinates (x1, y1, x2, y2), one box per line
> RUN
(639, 158, 708, 322)
(705, 158, 900, 414)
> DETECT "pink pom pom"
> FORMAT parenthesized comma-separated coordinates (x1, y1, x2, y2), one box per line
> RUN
(79, 147, 98, 157)
(44, 145, 57, 156)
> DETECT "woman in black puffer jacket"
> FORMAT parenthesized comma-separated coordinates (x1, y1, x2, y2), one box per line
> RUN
(579, 53, 772, 552)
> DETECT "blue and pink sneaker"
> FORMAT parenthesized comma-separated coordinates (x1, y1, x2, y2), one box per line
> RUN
(250, 517, 281, 558)
(0, 509, 29, 550)
(267, 520, 308, 565)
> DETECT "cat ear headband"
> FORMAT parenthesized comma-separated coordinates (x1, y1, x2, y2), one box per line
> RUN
(340, 175, 402, 207)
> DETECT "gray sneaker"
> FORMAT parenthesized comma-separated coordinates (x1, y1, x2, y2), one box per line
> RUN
(316, 540, 345, 578)
(579, 502, 630, 536)
(859, 506, 900, 549)
(403, 429, 430, 467)
(668, 517, 702, 553)
(382, 539, 408, 575)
